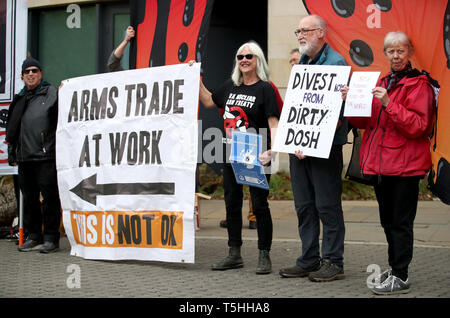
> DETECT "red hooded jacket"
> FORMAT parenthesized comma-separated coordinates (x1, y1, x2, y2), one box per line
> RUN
(347, 73, 435, 177)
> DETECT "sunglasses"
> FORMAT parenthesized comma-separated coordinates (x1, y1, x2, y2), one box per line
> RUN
(22, 68, 40, 74)
(237, 54, 254, 60)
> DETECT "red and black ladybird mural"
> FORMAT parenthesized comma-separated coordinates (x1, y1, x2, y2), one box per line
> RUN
(130, 0, 214, 69)
(303, 0, 450, 203)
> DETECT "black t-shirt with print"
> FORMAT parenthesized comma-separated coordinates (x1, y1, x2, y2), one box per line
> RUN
(212, 79, 280, 163)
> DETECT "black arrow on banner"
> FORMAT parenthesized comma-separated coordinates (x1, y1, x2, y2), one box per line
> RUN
(70, 174, 175, 205)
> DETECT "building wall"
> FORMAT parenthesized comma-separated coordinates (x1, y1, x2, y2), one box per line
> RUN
(268, 0, 307, 99)
(36, 5, 97, 86)
(26, 0, 303, 96)
(27, 0, 351, 173)
(28, 0, 114, 8)
(267, 0, 307, 172)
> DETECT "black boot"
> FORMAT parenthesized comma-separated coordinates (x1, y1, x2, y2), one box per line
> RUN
(211, 246, 244, 270)
(256, 250, 272, 274)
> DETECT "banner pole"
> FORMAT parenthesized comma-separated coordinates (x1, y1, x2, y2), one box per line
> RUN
(18, 190, 23, 246)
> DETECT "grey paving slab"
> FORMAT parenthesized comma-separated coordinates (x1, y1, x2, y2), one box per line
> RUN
(1, 199, 449, 301)
(199, 199, 450, 246)
(1, 237, 449, 298)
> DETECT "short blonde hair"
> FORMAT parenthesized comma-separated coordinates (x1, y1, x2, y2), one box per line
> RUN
(384, 31, 414, 55)
(231, 41, 270, 86)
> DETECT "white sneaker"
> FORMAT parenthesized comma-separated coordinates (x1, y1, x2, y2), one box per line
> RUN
(372, 274, 410, 295)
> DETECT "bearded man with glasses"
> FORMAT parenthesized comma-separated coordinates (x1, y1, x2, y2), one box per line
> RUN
(279, 14, 349, 282)
(6, 57, 61, 253)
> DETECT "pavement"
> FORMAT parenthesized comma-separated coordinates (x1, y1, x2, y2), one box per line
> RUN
(1, 199, 449, 304)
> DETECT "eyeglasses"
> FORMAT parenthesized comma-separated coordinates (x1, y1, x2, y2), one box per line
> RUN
(237, 54, 254, 60)
(294, 28, 320, 37)
(22, 68, 40, 74)
(385, 48, 406, 56)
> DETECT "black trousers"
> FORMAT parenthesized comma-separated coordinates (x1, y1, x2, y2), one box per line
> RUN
(18, 160, 61, 243)
(222, 164, 272, 251)
(289, 145, 345, 268)
(374, 175, 421, 281)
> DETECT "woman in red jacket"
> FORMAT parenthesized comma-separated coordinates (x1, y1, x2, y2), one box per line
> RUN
(341, 31, 435, 295)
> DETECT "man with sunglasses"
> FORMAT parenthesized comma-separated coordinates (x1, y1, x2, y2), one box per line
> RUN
(279, 14, 348, 282)
(6, 57, 61, 253)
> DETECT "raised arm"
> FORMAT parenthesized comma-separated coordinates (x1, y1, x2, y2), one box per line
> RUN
(188, 60, 217, 109)
(199, 80, 217, 109)
(114, 26, 135, 59)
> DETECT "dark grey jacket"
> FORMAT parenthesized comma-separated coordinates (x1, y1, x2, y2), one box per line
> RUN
(7, 82, 58, 163)
(107, 51, 124, 72)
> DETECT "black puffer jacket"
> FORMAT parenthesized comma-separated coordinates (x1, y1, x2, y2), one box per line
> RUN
(6, 81, 58, 163)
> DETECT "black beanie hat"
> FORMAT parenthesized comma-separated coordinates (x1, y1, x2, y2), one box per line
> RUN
(21, 57, 41, 72)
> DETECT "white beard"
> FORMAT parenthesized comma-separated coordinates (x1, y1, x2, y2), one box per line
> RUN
(298, 41, 311, 56)
(299, 37, 321, 57)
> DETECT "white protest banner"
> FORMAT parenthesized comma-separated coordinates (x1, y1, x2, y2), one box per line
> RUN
(273, 64, 351, 159)
(57, 63, 200, 263)
(343, 71, 380, 117)
(0, 0, 27, 175)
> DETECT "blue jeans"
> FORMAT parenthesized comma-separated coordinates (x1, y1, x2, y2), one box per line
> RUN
(289, 145, 345, 268)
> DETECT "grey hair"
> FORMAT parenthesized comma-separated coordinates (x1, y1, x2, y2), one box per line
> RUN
(231, 41, 270, 86)
(384, 31, 414, 55)
(309, 14, 327, 35)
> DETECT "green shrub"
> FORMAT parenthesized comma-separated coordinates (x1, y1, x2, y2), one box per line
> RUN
(197, 164, 433, 200)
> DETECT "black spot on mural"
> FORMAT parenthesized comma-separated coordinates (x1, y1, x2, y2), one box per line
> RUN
(178, 42, 188, 62)
(331, 0, 355, 18)
(196, 35, 204, 62)
(183, 0, 195, 26)
(349, 40, 374, 67)
(373, 0, 392, 12)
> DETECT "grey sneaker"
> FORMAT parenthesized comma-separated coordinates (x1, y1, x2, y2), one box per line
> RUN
(308, 259, 345, 282)
(39, 241, 59, 253)
(372, 275, 410, 295)
(367, 269, 392, 288)
(378, 269, 392, 284)
(18, 239, 42, 252)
